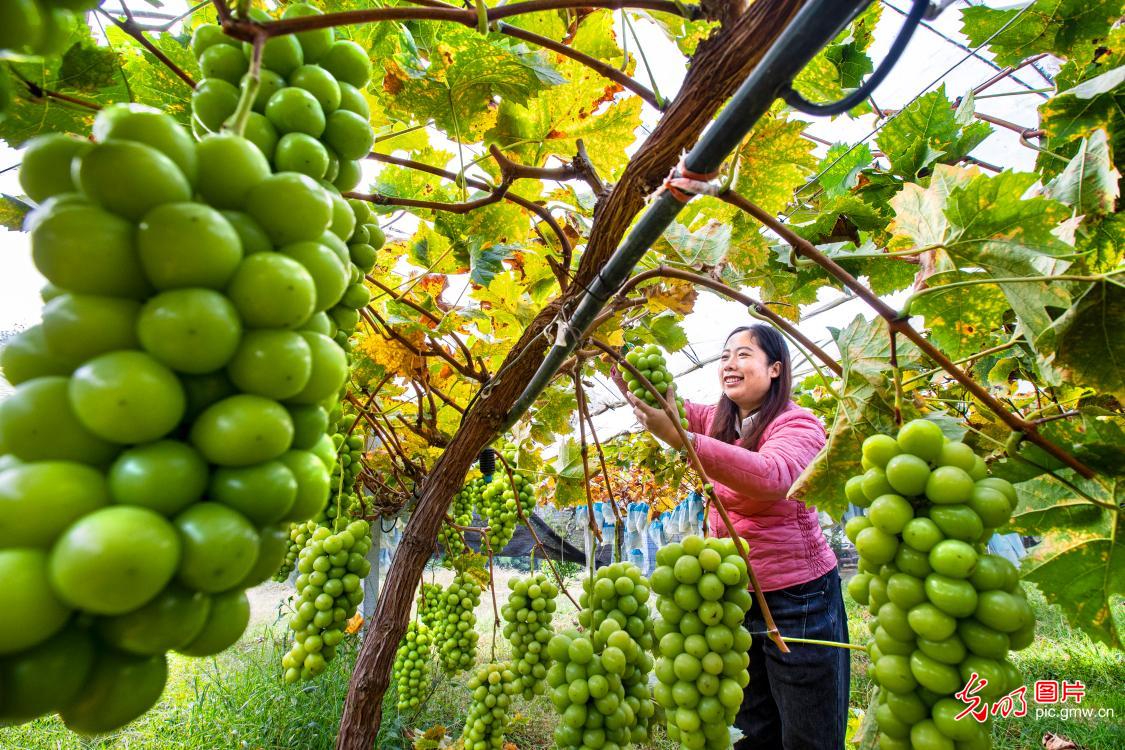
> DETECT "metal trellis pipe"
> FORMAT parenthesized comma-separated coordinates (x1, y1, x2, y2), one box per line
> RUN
(503, 0, 876, 428)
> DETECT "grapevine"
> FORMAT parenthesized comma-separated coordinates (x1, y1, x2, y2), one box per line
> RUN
(392, 620, 434, 714)
(282, 519, 372, 683)
(845, 420, 1034, 749)
(651, 535, 753, 750)
(501, 572, 559, 699)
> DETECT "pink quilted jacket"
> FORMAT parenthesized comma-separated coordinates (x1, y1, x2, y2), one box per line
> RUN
(686, 400, 837, 592)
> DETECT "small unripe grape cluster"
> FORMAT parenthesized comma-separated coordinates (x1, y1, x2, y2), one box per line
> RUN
(547, 630, 633, 750)
(392, 620, 433, 713)
(282, 520, 371, 682)
(331, 431, 365, 488)
(459, 662, 518, 750)
(274, 519, 317, 582)
(438, 480, 476, 558)
(651, 535, 753, 750)
(418, 582, 445, 631)
(624, 344, 688, 428)
(501, 573, 559, 699)
(845, 420, 1033, 750)
(439, 573, 482, 674)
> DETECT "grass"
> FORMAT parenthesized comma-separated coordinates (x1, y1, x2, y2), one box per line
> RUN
(3, 569, 1122, 749)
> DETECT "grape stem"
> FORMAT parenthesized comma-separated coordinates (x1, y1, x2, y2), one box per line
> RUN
(493, 451, 582, 610)
(575, 367, 624, 560)
(590, 338, 790, 653)
(481, 533, 500, 661)
(226, 32, 264, 138)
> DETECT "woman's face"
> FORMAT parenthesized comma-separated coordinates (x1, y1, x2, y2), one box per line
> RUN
(718, 330, 781, 413)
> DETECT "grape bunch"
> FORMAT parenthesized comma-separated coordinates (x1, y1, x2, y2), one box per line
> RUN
(331, 431, 365, 489)
(274, 519, 317, 582)
(392, 621, 434, 713)
(844, 419, 1034, 750)
(624, 344, 688, 428)
(282, 519, 371, 682)
(418, 582, 445, 631)
(438, 480, 476, 558)
(0, 97, 360, 730)
(438, 572, 482, 674)
(501, 573, 559, 699)
(579, 562, 657, 744)
(478, 478, 517, 552)
(459, 662, 518, 750)
(189, 3, 383, 355)
(651, 535, 754, 750)
(546, 630, 633, 750)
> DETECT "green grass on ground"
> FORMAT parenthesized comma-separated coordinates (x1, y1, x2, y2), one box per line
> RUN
(2, 572, 1122, 750)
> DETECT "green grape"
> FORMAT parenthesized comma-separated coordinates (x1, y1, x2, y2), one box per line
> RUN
(392, 620, 434, 712)
(438, 572, 482, 674)
(281, 519, 370, 682)
(652, 536, 749, 750)
(459, 662, 518, 750)
(845, 420, 1033, 748)
(501, 573, 559, 699)
(625, 344, 689, 429)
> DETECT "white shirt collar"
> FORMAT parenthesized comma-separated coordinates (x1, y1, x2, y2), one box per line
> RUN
(733, 411, 758, 438)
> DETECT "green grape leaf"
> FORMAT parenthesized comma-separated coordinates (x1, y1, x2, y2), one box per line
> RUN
(790, 54, 843, 106)
(789, 316, 923, 520)
(875, 86, 991, 180)
(961, 0, 1123, 68)
(816, 142, 874, 199)
(907, 275, 1011, 360)
(1038, 280, 1125, 400)
(106, 27, 198, 120)
(648, 14, 720, 57)
(527, 382, 577, 446)
(645, 313, 688, 354)
(733, 112, 816, 215)
(1044, 129, 1121, 216)
(0, 194, 32, 232)
(1009, 473, 1123, 648)
(469, 242, 517, 287)
(656, 220, 730, 268)
(1038, 64, 1125, 146)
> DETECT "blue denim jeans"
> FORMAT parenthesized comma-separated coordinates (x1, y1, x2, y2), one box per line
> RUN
(734, 569, 850, 750)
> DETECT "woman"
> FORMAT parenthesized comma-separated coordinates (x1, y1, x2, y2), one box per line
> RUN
(623, 324, 848, 750)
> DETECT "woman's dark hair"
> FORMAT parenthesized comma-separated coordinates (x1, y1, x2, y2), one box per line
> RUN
(707, 324, 793, 450)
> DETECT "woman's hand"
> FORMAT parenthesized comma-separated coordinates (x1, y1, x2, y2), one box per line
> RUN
(628, 387, 687, 449)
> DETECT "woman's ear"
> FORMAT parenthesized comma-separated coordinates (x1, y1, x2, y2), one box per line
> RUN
(768, 361, 782, 379)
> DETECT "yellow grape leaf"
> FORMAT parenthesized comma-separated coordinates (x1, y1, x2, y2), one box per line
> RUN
(646, 279, 699, 314)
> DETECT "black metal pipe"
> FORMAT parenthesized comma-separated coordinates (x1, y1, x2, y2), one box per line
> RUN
(502, 0, 874, 429)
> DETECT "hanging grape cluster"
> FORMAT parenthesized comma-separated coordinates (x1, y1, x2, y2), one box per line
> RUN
(438, 480, 476, 558)
(189, 2, 383, 357)
(845, 420, 1034, 750)
(282, 519, 371, 682)
(624, 344, 688, 428)
(578, 562, 657, 745)
(0, 53, 373, 725)
(459, 662, 519, 750)
(418, 582, 445, 631)
(438, 572, 482, 674)
(547, 629, 634, 750)
(501, 572, 559, 699)
(478, 478, 517, 553)
(274, 519, 317, 582)
(393, 620, 434, 713)
(651, 535, 753, 750)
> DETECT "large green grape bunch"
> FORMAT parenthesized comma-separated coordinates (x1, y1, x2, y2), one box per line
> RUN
(459, 662, 518, 750)
(579, 562, 657, 745)
(0, 93, 358, 730)
(274, 519, 317, 582)
(439, 572, 482, 674)
(546, 629, 632, 750)
(651, 535, 753, 750)
(624, 344, 688, 428)
(281, 519, 371, 682)
(844, 419, 1034, 750)
(438, 479, 476, 558)
(392, 620, 433, 713)
(501, 572, 559, 699)
(418, 581, 446, 631)
(478, 477, 517, 552)
(189, 3, 383, 356)
(0, 0, 99, 61)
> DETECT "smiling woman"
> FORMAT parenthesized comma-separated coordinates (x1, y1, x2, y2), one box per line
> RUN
(625, 322, 848, 749)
